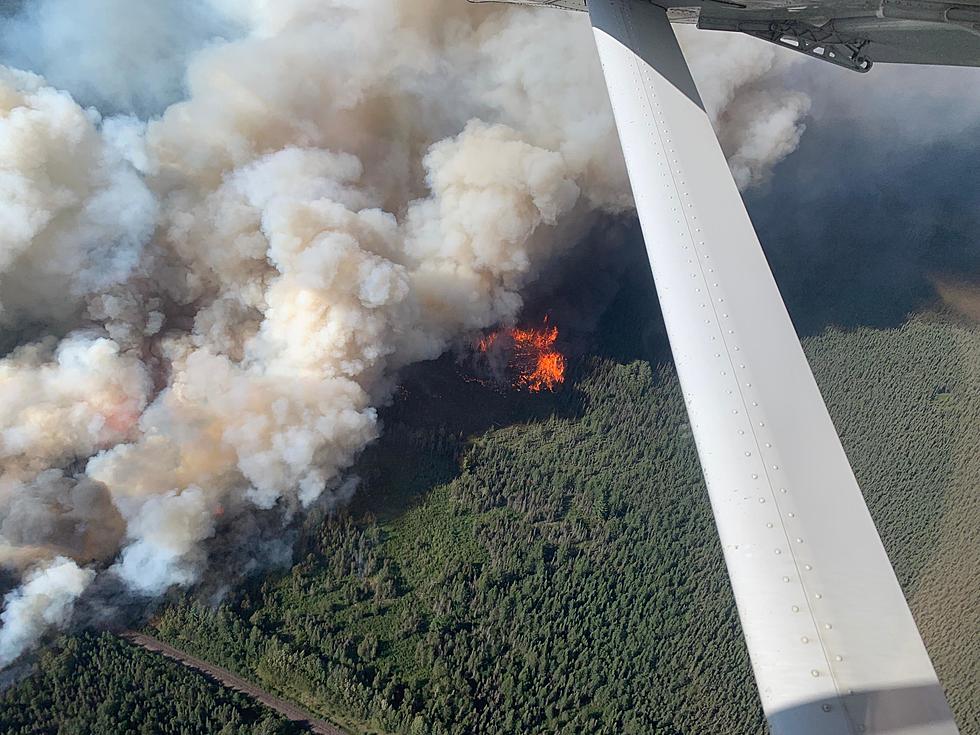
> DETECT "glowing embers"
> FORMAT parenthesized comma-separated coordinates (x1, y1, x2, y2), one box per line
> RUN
(474, 319, 566, 392)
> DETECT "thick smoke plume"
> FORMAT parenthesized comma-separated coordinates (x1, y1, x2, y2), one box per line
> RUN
(0, 0, 808, 665)
(0, 557, 94, 668)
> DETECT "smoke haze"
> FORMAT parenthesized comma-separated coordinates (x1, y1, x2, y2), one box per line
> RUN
(0, 0, 241, 117)
(0, 0, 811, 665)
(746, 62, 980, 335)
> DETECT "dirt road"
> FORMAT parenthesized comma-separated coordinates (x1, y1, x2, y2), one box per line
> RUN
(121, 632, 347, 735)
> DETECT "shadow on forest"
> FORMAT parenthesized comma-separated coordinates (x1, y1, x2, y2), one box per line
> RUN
(345, 355, 592, 523)
(345, 216, 676, 524)
(593, 120, 980, 345)
(746, 121, 980, 338)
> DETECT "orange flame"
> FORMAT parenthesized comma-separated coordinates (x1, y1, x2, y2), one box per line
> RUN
(477, 331, 498, 353)
(477, 320, 566, 392)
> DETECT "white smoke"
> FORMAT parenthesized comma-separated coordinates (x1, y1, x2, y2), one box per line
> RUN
(0, 335, 151, 477)
(0, 68, 158, 325)
(0, 556, 94, 668)
(676, 25, 811, 188)
(0, 0, 809, 663)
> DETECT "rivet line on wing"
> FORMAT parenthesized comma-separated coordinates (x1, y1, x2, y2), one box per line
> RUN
(613, 0, 846, 701)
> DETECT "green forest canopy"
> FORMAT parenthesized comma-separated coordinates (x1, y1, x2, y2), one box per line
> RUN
(2, 311, 977, 734)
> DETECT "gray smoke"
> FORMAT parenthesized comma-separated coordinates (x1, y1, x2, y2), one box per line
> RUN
(744, 61, 980, 335)
(0, 0, 810, 666)
(0, 0, 241, 117)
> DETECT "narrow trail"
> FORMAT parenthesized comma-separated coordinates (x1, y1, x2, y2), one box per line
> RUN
(121, 632, 347, 735)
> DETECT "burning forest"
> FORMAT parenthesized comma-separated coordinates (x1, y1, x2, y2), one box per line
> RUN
(0, 0, 813, 671)
(473, 319, 567, 392)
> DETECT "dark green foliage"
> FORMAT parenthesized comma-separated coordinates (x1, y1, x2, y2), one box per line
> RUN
(4, 312, 976, 735)
(145, 314, 979, 735)
(0, 632, 303, 735)
(153, 357, 764, 735)
(809, 315, 980, 729)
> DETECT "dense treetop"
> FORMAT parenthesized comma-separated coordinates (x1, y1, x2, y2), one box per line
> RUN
(2, 311, 976, 734)
(0, 632, 302, 735)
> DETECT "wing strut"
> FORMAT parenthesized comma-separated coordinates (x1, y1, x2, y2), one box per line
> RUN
(586, 2, 959, 733)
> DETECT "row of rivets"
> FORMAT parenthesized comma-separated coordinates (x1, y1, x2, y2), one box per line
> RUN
(633, 51, 851, 711)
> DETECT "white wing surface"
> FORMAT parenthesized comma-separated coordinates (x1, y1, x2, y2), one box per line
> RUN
(586, 1, 960, 732)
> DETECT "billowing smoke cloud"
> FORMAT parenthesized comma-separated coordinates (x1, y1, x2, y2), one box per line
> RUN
(0, 556, 94, 667)
(676, 26, 811, 188)
(0, 335, 151, 474)
(0, 0, 809, 663)
(0, 69, 158, 324)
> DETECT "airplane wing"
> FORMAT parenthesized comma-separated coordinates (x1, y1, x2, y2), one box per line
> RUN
(697, 0, 980, 72)
(471, 0, 980, 71)
(585, 2, 960, 732)
(467, 0, 972, 732)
